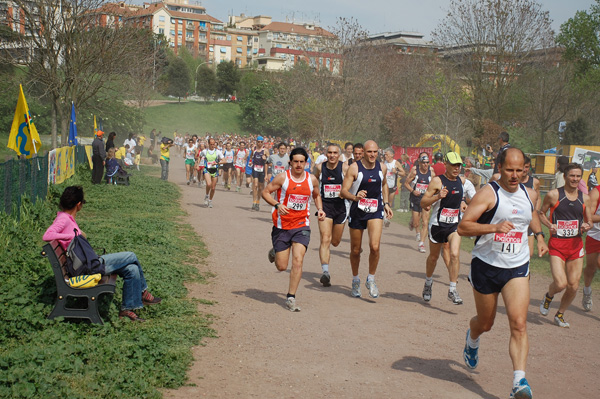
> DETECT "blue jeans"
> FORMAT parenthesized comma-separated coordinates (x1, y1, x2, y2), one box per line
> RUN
(101, 252, 148, 310)
(160, 159, 169, 180)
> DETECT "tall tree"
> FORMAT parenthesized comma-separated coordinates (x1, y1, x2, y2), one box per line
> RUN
(195, 65, 217, 101)
(434, 0, 554, 125)
(216, 61, 240, 97)
(165, 57, 191, 102)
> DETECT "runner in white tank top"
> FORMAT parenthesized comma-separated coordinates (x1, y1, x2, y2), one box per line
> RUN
(457, 148, 547, 399)
(582, 185, 600, 311)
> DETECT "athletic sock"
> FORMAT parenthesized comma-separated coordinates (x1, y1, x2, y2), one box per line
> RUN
(367, 274, 375, 282)
(449, 282, 457, 292)
(321, 264, 329, 273)
(467, 330, 480, 349)
(425, 276, 433, 286)
(584, 285, 592, 295)
(418, 241, 424, 246)
(513, 370, 526, 387)
(352, 276, 360, 282)
(286, 293, 295, 299)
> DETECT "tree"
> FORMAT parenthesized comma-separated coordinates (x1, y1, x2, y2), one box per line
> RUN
(239, 80, 288, 134)
(562, 117, 591, 145)
(195, 65, 217, 101)
(434, 0, 554, 124)
(382, 107, 425, 146)
(216, 61, 240, 97)
(165, 58, 191, 102)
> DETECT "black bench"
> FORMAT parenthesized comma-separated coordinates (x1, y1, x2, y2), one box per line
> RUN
(42, 241, 117, 325)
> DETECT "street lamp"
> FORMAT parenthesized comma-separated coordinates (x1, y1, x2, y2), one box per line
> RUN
(194, 61, 207, 95)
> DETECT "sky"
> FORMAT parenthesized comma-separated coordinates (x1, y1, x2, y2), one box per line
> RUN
(190, 0, 593, 39)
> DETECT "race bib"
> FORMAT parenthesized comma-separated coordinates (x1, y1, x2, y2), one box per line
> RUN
(440, 208, 460, 224)
(416, 183, 428, 194)
(254, 164, 264, 172)
(358, 198, 379, 213)
(287, 194, 309, 211)
(492, 231, 523, 254)
(324, 184, 341, 199)
(225, 155, 234, 163)
(274, 165, 285, 175)
(557, 220, 579, 237)
(206, 161, 217, 168)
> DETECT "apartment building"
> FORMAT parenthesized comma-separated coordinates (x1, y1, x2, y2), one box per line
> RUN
(365, 31, 438, 55)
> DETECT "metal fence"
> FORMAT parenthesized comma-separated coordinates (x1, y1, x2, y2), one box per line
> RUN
(0, 146, 89, 215)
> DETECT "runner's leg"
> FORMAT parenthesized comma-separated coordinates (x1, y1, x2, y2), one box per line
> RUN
(288, 242, 307, 296)
(501, 277, 530, 372)
(349, 228, 364, 277)
(366, 218, 383, 275)
(557, 258, 584, 314)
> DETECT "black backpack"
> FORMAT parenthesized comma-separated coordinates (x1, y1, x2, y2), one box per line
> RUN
(65, 229, 105, 277)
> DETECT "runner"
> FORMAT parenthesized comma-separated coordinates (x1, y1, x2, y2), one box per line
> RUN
(251, 136, 270, 211)
(234, 141, 249, 192)
(221, 142, 235, 190)
(183, 138, 198, 185)
(314, 143, 349, 287)
(345, 143, 363, 167)
(457, 147, 547, 399)
(538, 163, 592, 327)
(195, 141, 206, 187)
(404, 153, 435, 253)
(582, 184, 600, 311)
(341, 142, 353, 163)
(262, 147, 325, 312)
(200, 138, 225, 208)
(267, 142, 290, 183)
(420, 152, 467, 305)
(383, 148, 406, 227)
(340, 140, 393, 298)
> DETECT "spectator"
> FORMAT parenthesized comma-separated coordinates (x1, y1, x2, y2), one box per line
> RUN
(105, 147, 119, 184)
(160, 137, 175, 180)
(43, 186, 161, 322)
(124, 133, 136, 155)
(555, 156, 569, 188)
(105, 132, 116, 153)
(432, 152, 445, 176)
(149, 129, 156, 151)
(91, 130, 106, 185)
(588, 166, 598, 192)
(464, 157, 481, 190)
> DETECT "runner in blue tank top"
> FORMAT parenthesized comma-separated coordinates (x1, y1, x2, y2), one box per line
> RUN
(341, 140, 392, 299)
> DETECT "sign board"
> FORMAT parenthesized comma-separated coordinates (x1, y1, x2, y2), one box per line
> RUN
(572, 147, 600, 171)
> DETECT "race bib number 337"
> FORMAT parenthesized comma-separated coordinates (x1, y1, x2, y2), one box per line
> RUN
(492, 231, 523, 254)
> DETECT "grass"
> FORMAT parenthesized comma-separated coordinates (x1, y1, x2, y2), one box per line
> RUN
(0, 165, 215, 398)
(143, 101, 248, 137)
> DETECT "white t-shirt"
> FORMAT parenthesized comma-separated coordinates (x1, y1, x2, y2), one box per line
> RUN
(315, 154, 327, 165)
(184, 144, 197, 160)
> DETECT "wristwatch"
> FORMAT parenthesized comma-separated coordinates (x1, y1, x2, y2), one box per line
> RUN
(274, 203, 280, 210)
(534, 231, 545, 239)
(384, 202, 390, 206)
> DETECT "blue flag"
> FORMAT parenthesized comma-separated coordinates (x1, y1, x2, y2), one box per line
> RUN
(68, 102, 78, 146)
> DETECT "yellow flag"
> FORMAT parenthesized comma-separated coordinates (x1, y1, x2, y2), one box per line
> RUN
(7, 85, 42, 158)
(94, 115, 97, 134)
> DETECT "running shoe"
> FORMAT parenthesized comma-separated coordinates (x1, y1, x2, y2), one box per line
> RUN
(416, 232, 421, 242)
(268, 248, 275, 263)
(204, 197, 209, 207)
(463, 329, 479, 369)
(554, 312, 570, 328)
(366, 279, 379, 298)
(582, 291, 593, 312)
(236, 186, 241, 192)
(285, 297, 301, 312)
(539, 292, 553, 316)
(448, 289, 463, 305)
(320, 271, 331, 287)
(208, 200, 213, 208)
(510, 378, 532, 399)
(422, 281, 432, 302)
(187, 180, 190, 185)
(351, 279, 361, 297)
(256, 204, 260, 212)
(251, 203, 256, 211)
(418, 243, 426, 253)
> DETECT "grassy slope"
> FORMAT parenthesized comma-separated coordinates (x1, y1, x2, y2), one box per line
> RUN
(143, 101, 247, 137)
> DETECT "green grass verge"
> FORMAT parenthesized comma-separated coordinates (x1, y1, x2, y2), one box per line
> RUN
(143, 101, 247, 136)
(0, 165, 214, 398)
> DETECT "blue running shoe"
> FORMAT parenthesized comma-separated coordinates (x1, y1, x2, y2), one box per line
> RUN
(463, 329, 479, 369)
(510, 378, 532, 399)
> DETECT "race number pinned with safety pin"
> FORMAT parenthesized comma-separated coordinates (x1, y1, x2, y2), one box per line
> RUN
(358, 198, 378, 213)
(440, 208, 460, 224)
(416, 183, 428, 194)
(492, 231, 523, 254)
(253, 164, 264, 172)
(288, 194, 309, 211)
(323, 184, 341, 199)
(557, 220, 579, 237)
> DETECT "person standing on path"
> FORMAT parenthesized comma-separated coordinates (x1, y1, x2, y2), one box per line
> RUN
(538, 163, 592, 327)
(91, 130, 106, 185)
(405, 153, 436, 253)
(262, 147, 325, 312)
(314, 143, 349, 287)
(582, 184, 600, 311)
(420, 152, 467, 305)
(340, 140, 393, 299)
(251, 136, 270, 211)
(457, 148, 547, 399)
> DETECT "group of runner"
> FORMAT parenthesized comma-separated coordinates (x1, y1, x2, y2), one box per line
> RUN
(175, 132, 598, 399)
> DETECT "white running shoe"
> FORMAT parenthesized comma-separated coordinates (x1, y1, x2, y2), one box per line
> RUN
(540, 293, 552, 316)
(448, 289, 463, 305)
(422, 281, 432, 302)
(366, 280, 379, 298)
(208, 200, 213, 208)
(204, 197, 209, 207)
(418, 242, 426, 253)
(351, 279, 361, 297)
(554, 312, 570, 328)
(582, 291, 593, 312)
(285, 297, 301, 312)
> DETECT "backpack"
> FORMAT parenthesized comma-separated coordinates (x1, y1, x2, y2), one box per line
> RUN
(65, 229, 105, 277)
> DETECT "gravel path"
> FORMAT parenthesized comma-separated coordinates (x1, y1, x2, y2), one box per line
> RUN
(162, 157, 599, 399)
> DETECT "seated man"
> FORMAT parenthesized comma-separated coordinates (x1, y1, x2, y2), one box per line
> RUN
(43, 186, 160, 322)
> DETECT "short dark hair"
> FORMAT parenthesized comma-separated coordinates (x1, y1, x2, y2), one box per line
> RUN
(344, 142, 353, 150)
(564, 163, 583, 176)
(59, 186, 84, 211)
(498, 147, 525, 167)
(524, 155, 531, 165)
(499, 131, 510, 143)
(290, 147, 308, 161)
(278, 142, 287, 149)
(353, 143, 364, 150)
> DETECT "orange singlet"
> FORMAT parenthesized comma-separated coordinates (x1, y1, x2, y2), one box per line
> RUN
(272, 170, 313, 230)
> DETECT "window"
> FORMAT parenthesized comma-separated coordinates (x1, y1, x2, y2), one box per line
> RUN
(326, 58, 330, 68)
(226, 35, 231, 41)
(159, 28, 164, 34)
(199, 22, 206, 28)
(209, 46, 214, 52)
(254, 37, 258, 42)
(276, 44, 282, 48)
(220, 47, 226, 53)
(159, 15, 165, 22)
(247, 49, 251, 55)
(236, 59, 241, 66)
(170, 30, 175, 36)
(253, 49, 258, 54)
(236, 47, 242, 53)
(199, 34, 206, 40)
(237, 36, 243, 42)
(291, 55, 295, 62)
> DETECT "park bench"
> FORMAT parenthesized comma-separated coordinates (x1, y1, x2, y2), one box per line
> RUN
(42, 240, 117, 325)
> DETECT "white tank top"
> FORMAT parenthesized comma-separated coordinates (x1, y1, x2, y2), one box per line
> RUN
(384, 160, 397, 188)
(588, 186, 600, 241)
(471, 182, 533, 269)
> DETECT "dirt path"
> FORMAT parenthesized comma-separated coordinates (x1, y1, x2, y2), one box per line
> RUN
(162, 157, 599, 399)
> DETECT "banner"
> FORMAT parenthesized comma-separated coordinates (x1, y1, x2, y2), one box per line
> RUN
(392, 146, 434, 165)
(48, 146, 77, 184)
(85, 145, 93, 168)
(572, 147, 600, 170)
(68, 102, 78, 146)
(48, 149, 57, 184)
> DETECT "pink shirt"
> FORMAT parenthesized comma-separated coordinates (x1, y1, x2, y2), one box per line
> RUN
(43, 211, 80, 250)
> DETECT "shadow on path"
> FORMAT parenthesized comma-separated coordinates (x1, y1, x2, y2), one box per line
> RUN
(391, 356, 499, 399)
(381, 291, 458, 315)
(232, 288, 283, 307)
